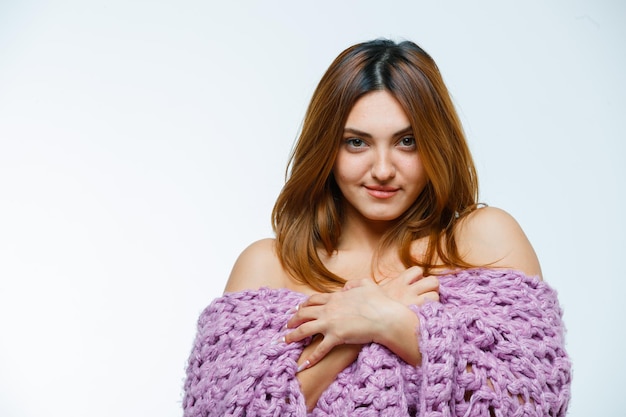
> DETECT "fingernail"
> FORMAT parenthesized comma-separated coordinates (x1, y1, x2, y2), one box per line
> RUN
(287, 304, 300, 314)
(296, 360, 310, 373)
(270, 336, 285, 346)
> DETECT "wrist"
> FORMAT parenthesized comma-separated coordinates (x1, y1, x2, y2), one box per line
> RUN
(374, 301, 421, 366)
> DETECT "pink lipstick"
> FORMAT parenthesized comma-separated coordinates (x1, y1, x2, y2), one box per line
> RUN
(365, 185, 399, 199)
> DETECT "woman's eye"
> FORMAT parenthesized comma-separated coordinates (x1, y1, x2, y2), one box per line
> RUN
(346, 138, 365, 147)
(399, 136, 416, 147)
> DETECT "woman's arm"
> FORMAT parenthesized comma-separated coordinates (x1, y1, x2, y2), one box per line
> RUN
(437, 207, 570, 414)
(295, 338, 362, 412)
(286, 280, 422, 365)
(417, 268, 571, 416)
(286, 268, 439, 410)
(224, 239, 364, 411)
(183, 288, 309, 416)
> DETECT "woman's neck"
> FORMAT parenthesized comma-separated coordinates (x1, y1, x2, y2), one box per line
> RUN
(322, 209, 405, 282)
(337, 205, 396, 252)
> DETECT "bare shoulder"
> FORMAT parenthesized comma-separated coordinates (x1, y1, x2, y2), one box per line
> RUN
(223, 238, 290, 293)
(455, 206, 543, 279)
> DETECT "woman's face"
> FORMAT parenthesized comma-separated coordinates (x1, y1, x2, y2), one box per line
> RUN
(333, 90, 427, 224)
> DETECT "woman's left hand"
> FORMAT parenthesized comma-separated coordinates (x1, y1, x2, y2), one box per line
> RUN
(284, 280, 403, 370)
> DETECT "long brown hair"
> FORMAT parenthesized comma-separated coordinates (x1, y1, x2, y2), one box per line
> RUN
(272, 39, 479, 292)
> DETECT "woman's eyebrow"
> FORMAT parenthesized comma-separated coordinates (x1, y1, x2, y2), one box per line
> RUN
(343, 127, 372, 138)
(343, 126, 412, 137)
(393, 126, 413, 137)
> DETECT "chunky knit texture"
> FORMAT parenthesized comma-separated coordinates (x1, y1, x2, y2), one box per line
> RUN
(183, 269, 571, 416)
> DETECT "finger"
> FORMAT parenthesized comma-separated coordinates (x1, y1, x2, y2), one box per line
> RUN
(404, 266, 425, 284)
(411, 275, 439, 293)
(392, 266, 424, 285)
(284, 320, 325, 343)
(286, 305, 323, 329)
(297, 337, 339, 372)
(300, 293, 330, 307)
(419, 290, 439, 303)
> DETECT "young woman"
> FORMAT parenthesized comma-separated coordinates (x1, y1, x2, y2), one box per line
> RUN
(183, 39, 571, 416)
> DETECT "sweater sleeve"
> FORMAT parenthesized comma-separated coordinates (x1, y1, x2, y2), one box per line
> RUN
(415, 269, 571, 417)
(182, 289, 308, 417)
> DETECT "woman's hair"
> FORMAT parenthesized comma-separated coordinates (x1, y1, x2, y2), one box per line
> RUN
(272, 39, 479, 292)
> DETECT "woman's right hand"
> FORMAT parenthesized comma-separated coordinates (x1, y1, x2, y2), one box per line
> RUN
(345, 266, 440, 307)
(287, 266, 440, 376)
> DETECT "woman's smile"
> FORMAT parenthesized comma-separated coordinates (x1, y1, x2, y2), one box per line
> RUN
(364, 185, 400, 199)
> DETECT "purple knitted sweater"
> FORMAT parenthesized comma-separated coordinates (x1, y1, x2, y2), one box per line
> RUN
(183, 269, 571, 416)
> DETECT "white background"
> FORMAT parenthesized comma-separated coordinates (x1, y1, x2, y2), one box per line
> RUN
(0, 1, 623, 416)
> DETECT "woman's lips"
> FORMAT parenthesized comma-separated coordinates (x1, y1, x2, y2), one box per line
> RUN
(365, 185, 399, 199)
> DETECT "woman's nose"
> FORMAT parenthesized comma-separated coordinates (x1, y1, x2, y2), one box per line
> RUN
(370, 150, 396, 181)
